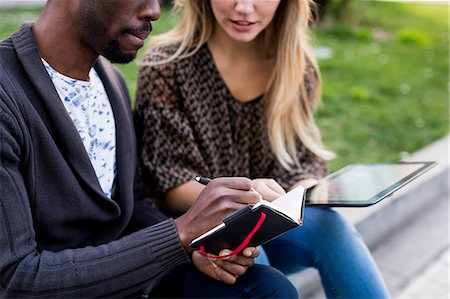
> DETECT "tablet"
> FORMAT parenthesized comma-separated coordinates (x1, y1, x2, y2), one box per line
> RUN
(305, 162, 436, 207)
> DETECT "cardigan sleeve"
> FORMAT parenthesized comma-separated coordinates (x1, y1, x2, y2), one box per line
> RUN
(0, 84, 189, 298)
(134, 60, 209, 198)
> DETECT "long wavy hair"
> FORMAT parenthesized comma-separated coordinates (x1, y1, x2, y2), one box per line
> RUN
(145, 0, 334, 169)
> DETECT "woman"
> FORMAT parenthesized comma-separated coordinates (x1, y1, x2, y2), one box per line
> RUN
(134, 0, 390, 298)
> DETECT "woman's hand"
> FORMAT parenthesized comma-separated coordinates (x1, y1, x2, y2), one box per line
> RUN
(291, 178, 318, 190)
(191, 247, 259, 284)
(251, 178, 286, 202)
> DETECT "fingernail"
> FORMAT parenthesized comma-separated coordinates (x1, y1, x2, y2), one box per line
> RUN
(244, 249, 252, 257)
(251, 189, 262, 200)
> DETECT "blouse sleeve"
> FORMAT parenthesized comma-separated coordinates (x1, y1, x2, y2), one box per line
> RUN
(134, 58, 208, 198)
(267, 62, 329, 190)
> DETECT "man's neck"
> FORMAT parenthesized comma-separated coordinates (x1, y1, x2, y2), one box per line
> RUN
(33, 7, 98, 81)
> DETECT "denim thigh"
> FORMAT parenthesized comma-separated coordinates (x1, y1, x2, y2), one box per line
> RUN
(149, 263, 298, 298)
(261, 207, 389, 298)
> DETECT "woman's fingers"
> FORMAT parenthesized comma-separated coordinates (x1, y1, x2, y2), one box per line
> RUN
(252, 178, 286, 201)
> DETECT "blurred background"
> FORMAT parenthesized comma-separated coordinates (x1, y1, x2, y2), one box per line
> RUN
(0, 0, 447, 171)
(0, 0, 448, 298)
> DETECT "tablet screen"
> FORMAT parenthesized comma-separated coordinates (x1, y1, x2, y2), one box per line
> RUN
(305, 162, 435, 207)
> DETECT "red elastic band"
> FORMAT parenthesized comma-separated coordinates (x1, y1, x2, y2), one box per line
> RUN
(200, 211, 267, 259)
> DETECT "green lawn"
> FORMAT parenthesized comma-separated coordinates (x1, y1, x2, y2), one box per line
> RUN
(314, 1, 449, 170)
(0, 2, 448, 171)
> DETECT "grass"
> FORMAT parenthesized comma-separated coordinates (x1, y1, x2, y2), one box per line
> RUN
(313, 1, 449, 170)
(0, 6, 178, 101)
(0, 2, 448, 171)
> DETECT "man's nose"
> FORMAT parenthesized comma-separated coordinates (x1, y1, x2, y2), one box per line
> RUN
(140, 0, 161, 22)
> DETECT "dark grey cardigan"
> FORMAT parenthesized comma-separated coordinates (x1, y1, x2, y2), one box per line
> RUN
(0, 23, 188, 297)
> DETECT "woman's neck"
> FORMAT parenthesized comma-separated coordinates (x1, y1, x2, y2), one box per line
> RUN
(207, 27, 268, 62)
(207, 26, 275, 103)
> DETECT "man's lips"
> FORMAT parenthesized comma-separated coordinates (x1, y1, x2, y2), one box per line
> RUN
(128, 30, 150, 41)
(120, 23, 152, 50)
(127, 23, 152, 41)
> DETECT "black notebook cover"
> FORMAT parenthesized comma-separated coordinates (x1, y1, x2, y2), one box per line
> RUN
(189, 186, 306, 255)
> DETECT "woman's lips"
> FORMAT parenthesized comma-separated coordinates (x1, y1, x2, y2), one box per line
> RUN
(230, 20, 256, 31)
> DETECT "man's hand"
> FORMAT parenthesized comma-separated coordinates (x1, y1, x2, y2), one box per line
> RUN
(191, 247, 259, 284)
(251, 178, 286, 202)
(174, 177, 261, 253)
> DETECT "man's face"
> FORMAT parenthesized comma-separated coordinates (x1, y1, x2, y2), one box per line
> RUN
(78, 0, 160, 64)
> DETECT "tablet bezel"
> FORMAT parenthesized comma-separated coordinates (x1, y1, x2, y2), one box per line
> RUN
(305, 161, 436, 207)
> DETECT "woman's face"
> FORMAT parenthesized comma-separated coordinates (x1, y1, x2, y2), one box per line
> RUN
(210, 0, 281, 43)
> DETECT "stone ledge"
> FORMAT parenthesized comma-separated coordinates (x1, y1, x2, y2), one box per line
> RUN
(288, 134, 449, 296)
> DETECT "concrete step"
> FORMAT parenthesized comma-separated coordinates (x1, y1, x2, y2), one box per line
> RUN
(288, 134, 449, 297)
(396, 247, 449, 299)
(372, 193, 449, 297)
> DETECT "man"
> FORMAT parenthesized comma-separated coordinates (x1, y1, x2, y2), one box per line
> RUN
(0, 0, 298, 297)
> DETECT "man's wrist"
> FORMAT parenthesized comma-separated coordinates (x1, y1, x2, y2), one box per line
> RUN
(174, 217, 194, 254)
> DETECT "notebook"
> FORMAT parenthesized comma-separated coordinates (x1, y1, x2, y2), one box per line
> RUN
(190, 161, 435, 256)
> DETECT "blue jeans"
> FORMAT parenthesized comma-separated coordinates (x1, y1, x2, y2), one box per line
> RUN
(256, 207, 390, 298)
(148, 264, 298, 298)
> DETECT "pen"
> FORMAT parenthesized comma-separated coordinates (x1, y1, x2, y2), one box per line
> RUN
(195, 176, 212, 186)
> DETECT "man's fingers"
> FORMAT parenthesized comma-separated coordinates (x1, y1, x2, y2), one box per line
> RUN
(216, 248, 256, 268)
(217, 260, 248, 276)
(211, 262, 238, 284)
(215, 270, 237, 284)
(192, 251, 240, 284)
(243, 247, 259, 258)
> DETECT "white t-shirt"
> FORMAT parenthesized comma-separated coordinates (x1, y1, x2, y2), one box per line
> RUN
(42, 59, 116, 199)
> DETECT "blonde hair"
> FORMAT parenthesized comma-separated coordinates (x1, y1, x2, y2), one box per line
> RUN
(146, 0, 334, 169)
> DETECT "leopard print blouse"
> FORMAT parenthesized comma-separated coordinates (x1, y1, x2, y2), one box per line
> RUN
(134, 44, 327, 203)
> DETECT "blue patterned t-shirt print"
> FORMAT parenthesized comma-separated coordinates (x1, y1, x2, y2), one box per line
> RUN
(42, 59, 116, 199)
